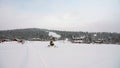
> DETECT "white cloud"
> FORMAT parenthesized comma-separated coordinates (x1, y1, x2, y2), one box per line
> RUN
(0, 0, 120, 32)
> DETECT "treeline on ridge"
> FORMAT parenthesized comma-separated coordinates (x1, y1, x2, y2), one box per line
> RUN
(0, 28, 120, 44)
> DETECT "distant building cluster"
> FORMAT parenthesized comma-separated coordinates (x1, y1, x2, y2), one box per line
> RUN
(71, 33, 120, 44)
(71, 34, 103, 44)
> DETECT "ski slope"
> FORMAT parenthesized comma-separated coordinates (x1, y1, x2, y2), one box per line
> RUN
(0, 41, 120, 68)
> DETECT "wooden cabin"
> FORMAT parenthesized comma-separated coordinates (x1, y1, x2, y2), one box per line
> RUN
(72, 36, 86, 43)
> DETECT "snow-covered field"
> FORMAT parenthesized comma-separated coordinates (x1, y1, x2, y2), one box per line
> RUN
(0, 41, 120, 68)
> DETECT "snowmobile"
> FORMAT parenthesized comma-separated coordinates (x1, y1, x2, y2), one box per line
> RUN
(48, 40, 57, 48)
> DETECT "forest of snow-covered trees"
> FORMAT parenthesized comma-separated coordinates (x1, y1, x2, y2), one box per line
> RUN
(0, 28, 120, 44)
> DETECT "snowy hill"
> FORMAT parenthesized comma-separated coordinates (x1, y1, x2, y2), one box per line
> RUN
(0, 28, 120, 44)
(0, 41, 120, 68)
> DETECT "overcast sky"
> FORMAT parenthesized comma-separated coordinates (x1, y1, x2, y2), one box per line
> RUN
(0, 0, 120, 32)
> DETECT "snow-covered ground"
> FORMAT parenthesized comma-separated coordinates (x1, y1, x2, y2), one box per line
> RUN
(0, 41, 120, 68)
